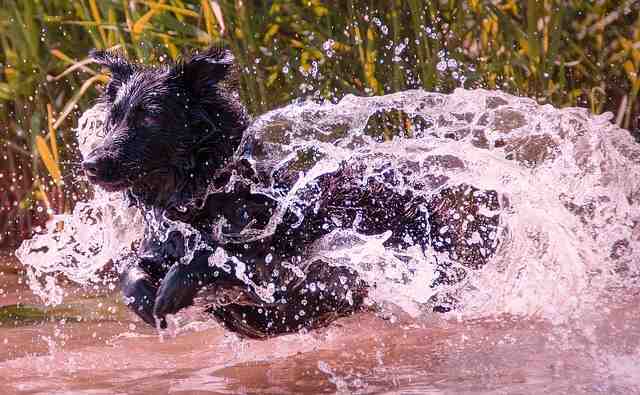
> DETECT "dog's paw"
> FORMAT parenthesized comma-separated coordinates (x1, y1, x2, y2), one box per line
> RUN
(121, 273, 164, 328)
(153, 263, 199, 323)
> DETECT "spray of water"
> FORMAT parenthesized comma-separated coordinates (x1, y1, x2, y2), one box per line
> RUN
(16, 89, 640, 323)
(16, 105, 144, 304)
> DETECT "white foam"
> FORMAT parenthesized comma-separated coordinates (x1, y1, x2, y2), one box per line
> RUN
(17, 89, 640, 323)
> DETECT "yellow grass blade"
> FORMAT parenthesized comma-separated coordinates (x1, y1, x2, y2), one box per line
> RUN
(140, 1, 199, 18)
(122, 0, 133, 35)
(264, 24, 279, 42)
(35, 136, 61, 185)
(624, 60, 637, 83)
(163, 36, 179, 59)
(133, 1, 166, 37)
(0, 82, 11, 100)
(88, 0, 102, 24)
(201, 0, 215, 40)
(210, 1, 225, 35)
(89, 0, 108, 46)
(47, 57, 97, 81)
(50, 48, 76, 64)
(47, 104, 58, 163)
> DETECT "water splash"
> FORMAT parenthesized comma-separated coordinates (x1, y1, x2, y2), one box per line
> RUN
(16, 104, 144, 304)
(17, 89, 640, 323)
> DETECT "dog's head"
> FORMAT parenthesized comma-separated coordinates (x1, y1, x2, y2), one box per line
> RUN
(82, 48, 248, 194)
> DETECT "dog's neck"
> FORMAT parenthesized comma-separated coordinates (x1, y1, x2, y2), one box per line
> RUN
(126, 143, 258, 219)
(126, 160, 222, 211)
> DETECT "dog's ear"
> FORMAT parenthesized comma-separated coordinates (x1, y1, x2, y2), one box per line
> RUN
(177, 47, 234, 98)
(90, 49, 135, 79)
(90, 49, 135, 100)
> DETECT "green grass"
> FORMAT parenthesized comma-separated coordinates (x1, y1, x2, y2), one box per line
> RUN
(1, 0, 639, 249)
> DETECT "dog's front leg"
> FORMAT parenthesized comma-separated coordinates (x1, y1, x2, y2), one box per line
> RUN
(120, 230, 185, 328)
(120, 261, 163, 327)
(153, 249, 243, 327)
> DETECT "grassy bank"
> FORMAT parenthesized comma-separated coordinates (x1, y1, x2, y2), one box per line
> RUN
(1, 0, 639, 249)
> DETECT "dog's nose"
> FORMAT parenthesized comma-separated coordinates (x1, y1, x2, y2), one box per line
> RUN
(82, 157, 100, 177)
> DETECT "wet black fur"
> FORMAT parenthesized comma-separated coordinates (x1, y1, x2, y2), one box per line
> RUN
(85, 48, 500, 338)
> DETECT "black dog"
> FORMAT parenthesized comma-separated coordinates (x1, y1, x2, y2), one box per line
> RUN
(83, 48, 500, 338)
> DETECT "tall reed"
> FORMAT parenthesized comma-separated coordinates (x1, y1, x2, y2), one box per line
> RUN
(1, 0, 639, 249)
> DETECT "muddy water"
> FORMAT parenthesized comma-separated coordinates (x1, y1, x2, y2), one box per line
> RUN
(7, 89, 640, 393)
(2, 257, 639, 394)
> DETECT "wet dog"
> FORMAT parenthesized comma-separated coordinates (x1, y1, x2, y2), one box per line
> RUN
(83, 48, 500, 337)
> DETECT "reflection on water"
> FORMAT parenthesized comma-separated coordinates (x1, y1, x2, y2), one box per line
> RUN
(2, 256, 640, 394)
(0, 255, 640, 394)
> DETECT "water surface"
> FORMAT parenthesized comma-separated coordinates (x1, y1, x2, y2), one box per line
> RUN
(5, 89, 640, 393)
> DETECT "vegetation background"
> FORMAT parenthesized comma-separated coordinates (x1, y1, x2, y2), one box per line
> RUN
(0, 0, 639, 250)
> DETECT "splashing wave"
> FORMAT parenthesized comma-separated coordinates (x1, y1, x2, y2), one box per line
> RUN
(17, 88, 640, 322)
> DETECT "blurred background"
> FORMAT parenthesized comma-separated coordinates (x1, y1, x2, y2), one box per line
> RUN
(0, 0, 639, 251)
